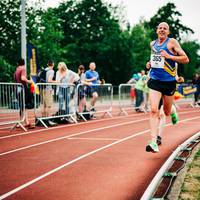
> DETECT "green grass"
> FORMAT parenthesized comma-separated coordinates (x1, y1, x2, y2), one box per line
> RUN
(178, 148, 200, 200)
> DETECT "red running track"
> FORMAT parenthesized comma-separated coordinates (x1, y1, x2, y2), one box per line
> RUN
(0, 107, 200, 200)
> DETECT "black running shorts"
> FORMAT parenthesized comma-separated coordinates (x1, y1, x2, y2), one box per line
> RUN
(147, 78, 176, 96)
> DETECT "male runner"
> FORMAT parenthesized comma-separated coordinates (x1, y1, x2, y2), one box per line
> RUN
(146, 22, 189, 153)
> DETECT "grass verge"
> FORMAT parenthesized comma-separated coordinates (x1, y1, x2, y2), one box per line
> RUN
(178, 148, 200, 200)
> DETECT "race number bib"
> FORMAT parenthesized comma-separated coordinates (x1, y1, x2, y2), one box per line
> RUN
(150, 53, 165, 68)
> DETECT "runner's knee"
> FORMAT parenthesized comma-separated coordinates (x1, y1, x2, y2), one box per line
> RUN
(150, 108, 159, 116)
(93, 92, 98, 98)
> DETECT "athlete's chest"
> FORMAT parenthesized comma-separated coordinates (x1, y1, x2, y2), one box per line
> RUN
(155, 40, 175, 55)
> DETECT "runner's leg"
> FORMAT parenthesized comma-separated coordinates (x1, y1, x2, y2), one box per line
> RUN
(158, 105, 166, 137)
(162, 95, 174, 116)
(149, 89, 162, 142)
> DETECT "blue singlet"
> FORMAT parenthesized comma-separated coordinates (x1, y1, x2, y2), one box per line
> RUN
(149, 37, 176, 82)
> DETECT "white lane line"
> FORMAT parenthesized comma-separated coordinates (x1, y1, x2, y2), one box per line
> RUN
(68, 137, 119, 141)
(1, 109, 198, 140)
(182, 121, 200, 124)
(0, 130, 149, 200)
(0, 112, 145, 140)
(0, 116, 200, 200)
(0, 118, 148, 156)
(0, 110, 199, 156)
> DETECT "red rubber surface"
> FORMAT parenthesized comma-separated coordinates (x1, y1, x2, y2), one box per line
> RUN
(0, 107, 200, 200)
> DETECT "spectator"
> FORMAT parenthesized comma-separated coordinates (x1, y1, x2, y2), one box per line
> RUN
(192, 73, 200, 106)
(127, 73, 141, 84)
(127, 74, 137, 105)
(56, 62, 79, 115)
(134, 70, 147, 112)
(41, 60, 57, 126)
(127, 72, 142, 106)
(77, 65, 87, 113)
(78, 65, 86, 83)
(14, 58, 34, 128)
(85, 62, 101, 113)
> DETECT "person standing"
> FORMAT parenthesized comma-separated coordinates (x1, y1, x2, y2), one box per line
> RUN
(134, 70, 147, 112)
(146, 22, 189, 153)
(77, 65, 87, 113)
(14, 58, 34, 128)
(85, 62, 101, 113)
(41, 60, 57, 126)
(56, 62, 79, 115)
(192, 73, 200, 106)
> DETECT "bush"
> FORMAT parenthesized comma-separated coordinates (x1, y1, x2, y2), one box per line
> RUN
(0, 56, 15, 82)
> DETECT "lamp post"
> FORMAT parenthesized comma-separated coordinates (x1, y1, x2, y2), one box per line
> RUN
(21, 0, 26, 70)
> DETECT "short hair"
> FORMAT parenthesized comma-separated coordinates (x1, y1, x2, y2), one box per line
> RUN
(17, 58, 25, 66)
(78, 65, 85, 70)
(89, 62, 96, 67)
(47, 60, 54, 66)
(157, 22, 170, 30)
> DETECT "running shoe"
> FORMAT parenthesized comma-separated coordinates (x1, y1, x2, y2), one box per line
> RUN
(146, 141, 159, 153)
(170, 113, 179, 124)
(156, 136, 162, 146)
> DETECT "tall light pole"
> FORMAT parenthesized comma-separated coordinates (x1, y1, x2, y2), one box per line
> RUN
(21, 0, 26, 70)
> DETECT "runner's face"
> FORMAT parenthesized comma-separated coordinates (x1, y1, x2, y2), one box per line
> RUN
(156, 23, 169, 40)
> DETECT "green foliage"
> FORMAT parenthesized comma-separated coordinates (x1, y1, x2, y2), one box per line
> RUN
(32, 7, 65, 67)
(53, 0, 132, 84)
(145, 2, 194, 41)
(0, 56, 15, 82)
(130, 23, 152, 74)
(181, 41, 200, 79)
(0, 0, 199, 84)
(0, 0, 21, 65)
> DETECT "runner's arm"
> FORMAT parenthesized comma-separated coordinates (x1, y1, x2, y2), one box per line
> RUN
(160, 39, 189, 64)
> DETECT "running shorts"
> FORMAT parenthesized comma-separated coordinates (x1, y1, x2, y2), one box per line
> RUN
(147, 78, 176, 96)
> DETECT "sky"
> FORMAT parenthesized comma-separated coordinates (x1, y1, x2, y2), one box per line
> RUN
(44, 0, 200, 42)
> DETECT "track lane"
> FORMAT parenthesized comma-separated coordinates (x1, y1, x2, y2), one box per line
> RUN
(0, 109, 199, 199)
(0, 108, 198, 154)
(0, 116, 149, 154)
(0, 109, 199, 156)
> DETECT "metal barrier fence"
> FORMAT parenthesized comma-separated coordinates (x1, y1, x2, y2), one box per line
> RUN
(34, 83, 77, 128)
(75, 83, 113, 121)
(118, 84, 146, 115)
(0, 82, 26, 131)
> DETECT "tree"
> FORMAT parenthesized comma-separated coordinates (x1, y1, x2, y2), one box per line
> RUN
(130, 23, 152, 74)
(0, 0, 44, 80)
(145, 2, 194, 41)
(0, 56, 15, 82)
(181, 41, 200, 79)
(31, 7, 65, 67)
(0, 0, 21, 64)
(54, 0, 132, 84)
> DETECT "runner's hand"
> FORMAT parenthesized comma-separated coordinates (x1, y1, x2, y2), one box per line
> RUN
(176, 76, 184, 83)
(160, 50, 170, 59)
